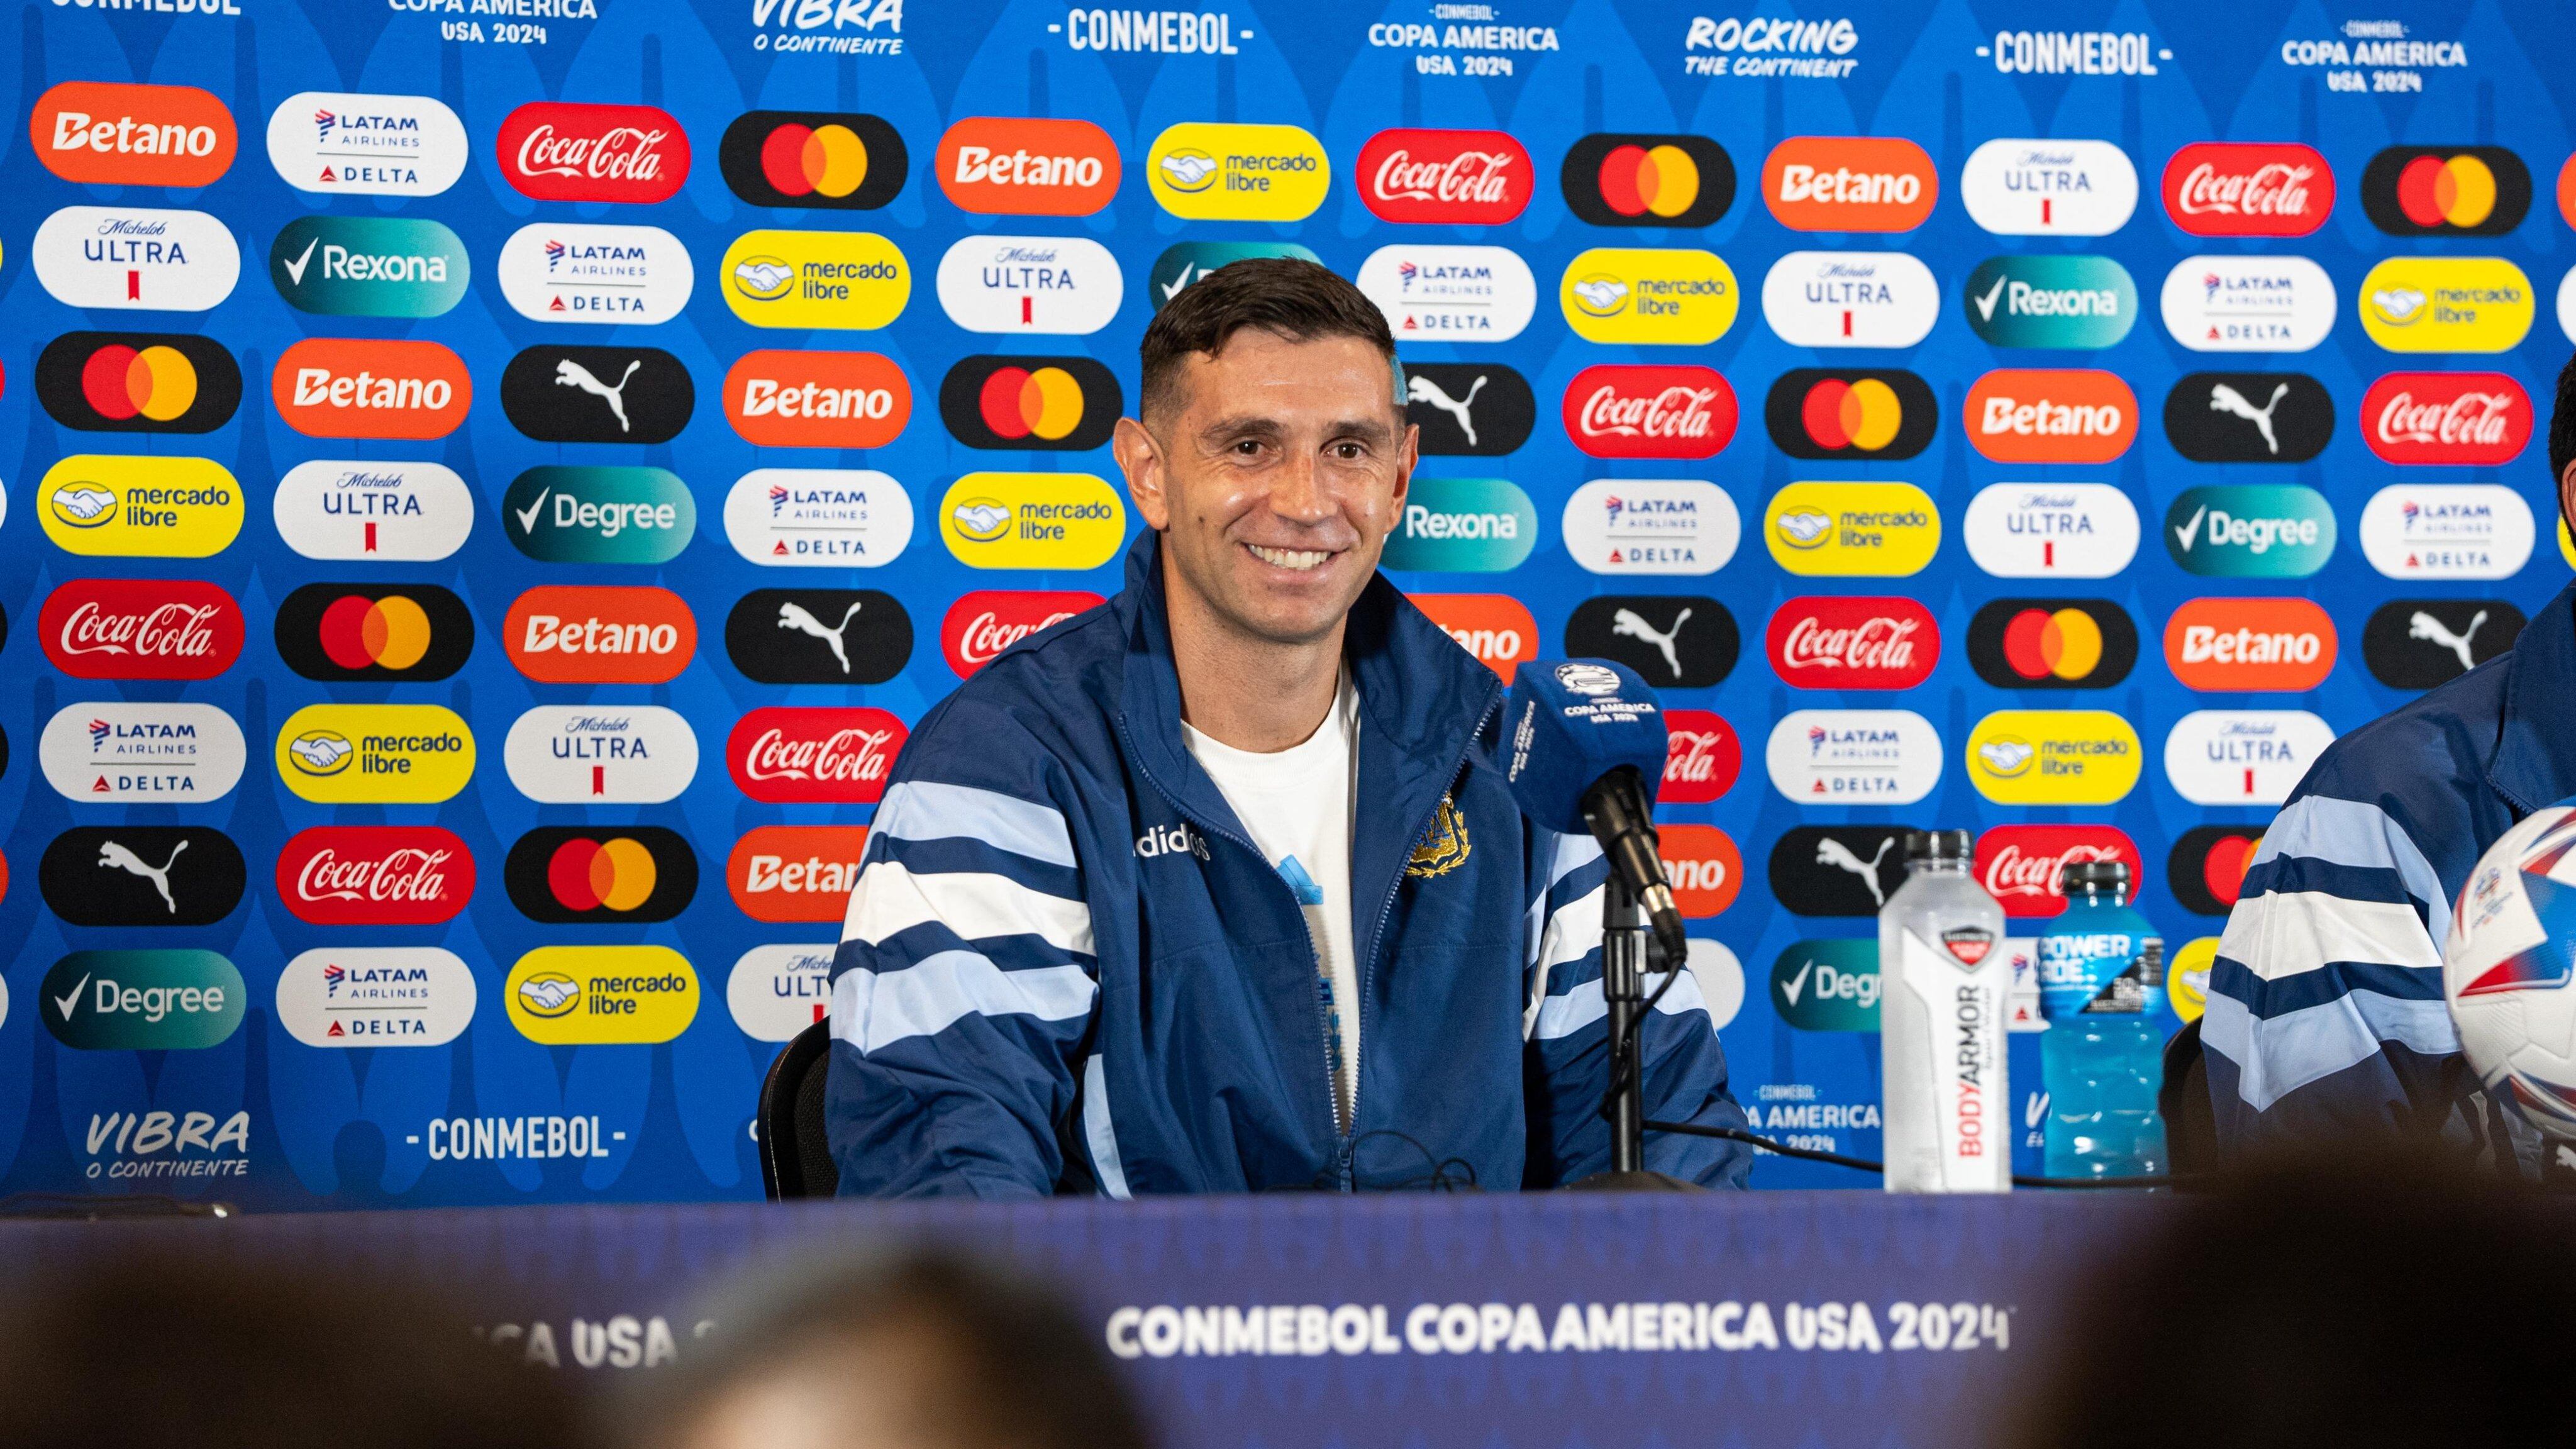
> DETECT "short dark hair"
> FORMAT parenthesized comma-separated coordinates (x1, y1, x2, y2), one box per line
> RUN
(2552, 348, 2576, 494)
(1137, 257, 1395, 423)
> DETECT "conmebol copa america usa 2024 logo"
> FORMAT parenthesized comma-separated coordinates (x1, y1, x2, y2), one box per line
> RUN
(41, 702, 245, 804)
(504, 707, 698, 805)
(1959, 138, 2137, 236)
(1760, 251, 1938, 348)
(264, 90, 468, 197)
(1765, 709, 1941, 805)
(726, 469, 915, 567)
(1560, 480, 1739, 575)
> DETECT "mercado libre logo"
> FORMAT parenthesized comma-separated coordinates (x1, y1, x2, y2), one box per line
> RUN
(939, 356, 1122, 451)
(1962, 255, 2137, 348)
(1382, 478, 1538, 573)
(1145, 121, 1330, 222)
(42, 950, 246, 1051)
(504, 826, 697, 925)
(2358, 257, 2534, 353)
(275, 704, 475, 805)
(268, 214, 470, 318)
(40, 455, 243, 559)
(2361, 145, 2531, 236)
(938, 474, 1126, 570)
(1560, 133, 1736, 228)
(721, 229, 909, 330)
(1558, 248, 1737, 345)
(1964, 710, 2141, 806)
(506, 947, 699, 1046)
(36, 331, 241, 434)
(1763, 369, 1935, 462)
(1763, 482, 1939, 577)
(275, 583, 474, 682)
(719, 110, 908, 209)
(31, 80, 236, 188)
(1965, 599, 2138, 690)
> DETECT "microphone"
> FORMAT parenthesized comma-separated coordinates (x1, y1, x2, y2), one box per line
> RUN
(1501, 659, 1687, 965)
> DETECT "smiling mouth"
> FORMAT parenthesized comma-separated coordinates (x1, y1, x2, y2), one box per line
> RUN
(1246, 543, 1333, 572)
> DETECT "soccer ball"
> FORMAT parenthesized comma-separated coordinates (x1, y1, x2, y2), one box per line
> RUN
(2446, 805, 2576, 1135)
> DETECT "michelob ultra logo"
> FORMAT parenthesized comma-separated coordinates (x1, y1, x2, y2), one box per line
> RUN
(724, 469, 916, 567)
(1960, 138, 2138, 236)
(506, 947, 699, 1046)
(505, 706, 699, 805)
(1764, 369, 1936, 460)
(2361, 146, 2531, 236)
(1149, 241, 1321, 312)
(1763, 482, 1940, 577)
(2360, 257, 2534, 352)
(730, 945, 838, 1041)
(2164, 485, 2336, 577)
(1409, 594, 1539, 681)
(936, 235, 1123, 335)
(1962, 255, 2137, 348)
(2163, 709, 2335, 806)
(1965, 599, 2139, 689)
(730, 826, 872, 924)
(1761, 136, 1937, 231)
(1382, 477, 1538, 573)
(42, 702, 244, 804)
(274, 948, 476, 1048)
(2164, 597, 2336, 691)
(276, 704, 474, 804)
(935, 116, 1121, 216)
(1561, 133, 1736, 228)
(2159, 255, 2337, 352)
(40, 455, 242, 558)
(1765, 708, 1942, 806)
(503, 467, 695, 565)
(33, 82, 236, 187)
(2358, 484, 2534, 581)
(31, 206, 240, 311)
(274, 460, 474, 562)
(1559, 248, 1738, 345)
(724, 350, 910, 450)
(497, 223, 694, 325)
(41, 577, 243, 680)
(938, 474, 1127, 570)
(1358, 128, 1533, 225)
(265, 90, 469, 197)
(1963, 370, 2136, 464)
(720, 110, 908, 209)
(272, 338, 471, 440)
(1768, 940, 1880, 1033)
(940, 356, 1122, 451)
(1560, 479, 1739, 575)
(269, 215, 469, 318)
(504, 827, 697, 924)
(503, 586, 696, 684)
(42, 951, 245, 1051)
(723, 229, 909, 329)
(274, 584, 474, 682)
(1965, 710, 2141, 806)
(1758, 251, 1940, 349)
(2162, 142, 2333, 237)
(1357, 244, 1539, 342)
(1145, 122, 1330, 222)
(35, 331, 242, 434)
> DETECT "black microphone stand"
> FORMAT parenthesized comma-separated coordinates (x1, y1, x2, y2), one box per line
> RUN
(1567, 874, 1697, 1192)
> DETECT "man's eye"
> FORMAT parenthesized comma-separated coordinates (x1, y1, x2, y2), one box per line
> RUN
(1233, 439, 1264, 456)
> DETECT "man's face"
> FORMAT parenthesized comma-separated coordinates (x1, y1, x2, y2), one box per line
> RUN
(1116, 329, 1414, 647)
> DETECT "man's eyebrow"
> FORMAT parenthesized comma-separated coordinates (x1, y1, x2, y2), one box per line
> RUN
(1192, 414, 1397, 449)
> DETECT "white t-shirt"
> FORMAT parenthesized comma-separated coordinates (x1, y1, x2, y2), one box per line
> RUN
(1181, 673, 1362, 1129)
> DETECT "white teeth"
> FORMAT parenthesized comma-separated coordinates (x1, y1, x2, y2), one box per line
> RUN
(1248, 544, 1330, 571)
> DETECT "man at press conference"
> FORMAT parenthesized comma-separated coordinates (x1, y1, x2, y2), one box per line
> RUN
(822, 258, 1751, 1196)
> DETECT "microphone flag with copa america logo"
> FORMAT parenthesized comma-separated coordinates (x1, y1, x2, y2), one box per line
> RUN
(1501, 658, 1670, 833)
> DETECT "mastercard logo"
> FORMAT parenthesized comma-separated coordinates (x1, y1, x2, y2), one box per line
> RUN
(35, 331, 241, 435)
(504, 826, 697, 924)
(2000, 607, 2107, 680)
(1802, 375, 1902, 450)
(274, 583, 474, 683)
(323, 594, 432, 670)
(1560, 133, 1737, 228)
(2168, 824, 2264, 916)
(1762, 369, 1935, 461)
(83, 343, 197, 421)
(1965, 598, 2138, 691)
(2362, 145, 2531, 237)
(936, 355, 1121, 452)
(721, 111, 906, 210)
(552, 837, 658, 911)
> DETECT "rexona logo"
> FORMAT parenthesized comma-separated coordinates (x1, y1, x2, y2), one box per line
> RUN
(941, 591, 1102, 676)
(269, 215, 468, 318)
(274, 460, 472, 562)
(1564, 596, 1738, 691)
(720, 110, 907, 209)
(275, 948, 475, 1048)
(1410, 594, 1539, 681)
(275, 825, 474, 926)
(41, 702, 244, 804)
(496, 101, 688, 204)
(265, 90, 468, 197)
(40, 826, 245, 928)
(1659, 709, 1741, 804)
(1560, 248, 1738, 345)
(497, 223, 694, 325)
(2360, 146, 2531, 237)
(2163, 372, 2335, 464)
(42, 951, 245, 1052)
(2162, 142, 2333, 236)
(938, 474, 1126, 570)
(728, 589, 913, 685)
(504, 706, 699, 804)
(2163, 709, 2335, 806)
(2163, 485, 2336, 578)
(1963, 484, 2140, 579)
(39, 455, 242, 558)
(41, 578, 242, 680)
(2360, 372, 2529, 467)
(934, 116, 1121, 216)
(35, 331, 241, 434)
(33, 82, 236, 187)
(1382, 477, 1537, 572)
(31, 206, 240, 311)
(723, 229, 909, 329)
(1145, 122, 1331, 222)
(940, 356, 1121, 450)
(1148, 242, 1321, 312)
(275, 704, 474, 805)
(1761, 136, 1937, 231)
(1562, 364, 1735, 460)
(1966, 599, 2139, 690)
(1767, 596, 1936, 689)
(1765, 708, 1942, 805)
(2159, 255, 2336, 352)
(2362, 598, 2524, 690)
(501, 345, 692, 445)
(272, 338, 470, 440)
(2169, 825, 2263, 918)
(1962, 255, 2136, 348)
(2164, 597, 2336, 691)
(1560, 133, 1736, 228)
(505, 947, 699, 1047)
(724, 468, 914, 567)
(1357, 245, 1538, 341)
(729, 707, 908, 804)
(1764, 369, 1935, 460)
(730, 826, 872, 924)
(2358, 484, 2533, 580)
(275, 583, 474, 682)
(1965, 710, 2141, 806)
(1658, 825, 1741, 918)
(730, 945, 839, 1041)
(504, 586, 696, 684)
(504, 467, 695, 565)
(725, 350, 909, 450)
(936, 235, 1122, 335)
(1358, 128, 1532, 225)
(1964, 370, 2136, 464)
(1960, 138, 2138, 236)
(1763, 481, 1940, 577)
(2359, 257, 2534, 353)
(1768, 940, 1881, 1032)
(1406, 363, 1535, 457)
(1974, 826, 2143, 919)
(505, 827, 697, 924)
(1768, 826, 1909, 917)
(1560, 479, 1739, 575)
(1758, 250, 1940, 348)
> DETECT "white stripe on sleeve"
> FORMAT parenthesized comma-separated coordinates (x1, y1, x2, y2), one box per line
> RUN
(2216, 890, 2441, 982)
(842, 861, 1095, 957)
(831, 950, 1097, 1054)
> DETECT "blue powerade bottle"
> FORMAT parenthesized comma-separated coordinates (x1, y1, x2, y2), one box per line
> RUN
(2035, 860, 2166, 1180)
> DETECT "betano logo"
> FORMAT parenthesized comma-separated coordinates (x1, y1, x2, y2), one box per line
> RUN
(1965, 710, 2140, 805)
(1963, 369, 2136, 464)
(272, 338, 470, 440)
(33, 82, 236, 187)
(505, 947, 698, 1046)
(1658, 824, 1741, 917)
(1763, 482, 1939, 576)
(935, 116, 1121, 216)
(1408, 594, 1539, 680)
(268, 214, 469, 318)
(720, 110, 907, 210)
(1560, 133, 1736, 228)
(2360, 145, 2530, 236)
(937, 474, 1126, 569)
(502, 467, 694, 565)
(721, 230, 909, 329)
(1760, 136, 1936, 231)
(2163, 597, 2335, 691)
(724, 350, 909, 450)
(275, 704, 474, 804)
(730, 826, 872, 923)
(503, 586, 696, 684)
(2358, 257, 2534, 352)
(39, 455, 242, 558)
(1381, 477, 1538, 572)
(1559, 248, 1737, 345)
(1962, 254, 2137, 348)
(1145, 122, 1330, 221)
(1764, 369, 1935, 460)
(2164, 484, 2336, 577)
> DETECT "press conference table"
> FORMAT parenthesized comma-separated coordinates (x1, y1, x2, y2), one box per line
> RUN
(0, 1189, 2164, 1449)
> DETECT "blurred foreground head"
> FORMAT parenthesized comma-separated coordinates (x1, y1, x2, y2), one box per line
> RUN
(631, 1248, 1151, 1449)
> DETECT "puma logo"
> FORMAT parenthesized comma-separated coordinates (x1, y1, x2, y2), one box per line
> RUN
(2207, 380, 2289, 455)
(1406, 372, 1488, 446)
(1814, 836, 1895, 908)
(97, 838, 189, 914)
(1610, 606, 1691, 680)
(777, 600, 866, 675)
(281, 235, 320, 286)
(555, 357, 643, 433)
(2409, 609, 2487, 672)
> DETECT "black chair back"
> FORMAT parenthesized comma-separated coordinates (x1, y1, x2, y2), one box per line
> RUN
(758, 1019, 840, 1199)
(2162, 1016, 2216, 1183)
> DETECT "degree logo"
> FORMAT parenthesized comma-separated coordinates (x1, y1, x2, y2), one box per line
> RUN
(274, 948, 477, 1049)
(1965, 711, 2141, 806)
(1765, 709, 1942, 806)
(1148, 242, 1322, 313)
(2158, 255, 2337, 353)
(1962, 255, 2138, 348)
(31, 206, 240, 312)
(1960, 138, 2138, 236)
(1560, 133, 1735, 228)
(275, 825, 474, 926)
(1762, 482, 1940, 577)
(1763, 369, 1935, 461)
(272, 338, 470, 440)
(40, 702, 241, 804)
(1761, 136, 1937, 231)
(935, 116, 1121, 216)
(503, 467, 695, 565)
(938, 474, 1128, 570)
(2361, 146, 2531, 236)
(719, 110, 907, 209)
(275, 584, 474, 682)
(33, 82, 236, 187)
(275, 704, 474, 805)
(2163, 372, 2335, 464)
(1358, 128, 1533, 225)
(2169, 825, 2265, 917)
(505, 947, 699, 1046)
(939, 356, 1122, 451)
(724, 469, 915, 567)
(1408, 594, 1539, 681)
(41, 950, 245, 1052)
(730, 707, 908, 804)
(504, 706, 699, 804)
(504, 827, 697, 925)
(35, 331, 240, 434)
(2358, 484, 2533, 581)
(1963, 369, 2136, 464)
(1658, 709, 1741, 803)
(729, 826, 873, 924)
(2361, 598, 2523, 689)
(269, 215, 469, 318)
(1758, 250, 1941, 349)
(2162, 142, 2333, 236)
(724, 350, 910, 450)
(2164, 485, 2336, 578)
(1657, 825, 1741, 918)
(727, 589, 914, 686)
(2358, 257, 2534, 352)
(2360, 372, 2529, 467)
(39, 455, 243, 558)
(273, 460, 473, 562)
(496, 223, 694, 325)
(1965, 599, 2138, 690)
(936, 235, 1123, 335)
(1563, 596, 1738, 690)
(1767, 940, 1881, 1033)
(504, 586, 696, 684)
(1768, 826, 1908, 917)
(730, 945, 839, 1040)
(1146, 122, 1330, 222)
(496, 101, 689, 204)
(1382, 477, 1538, 573)
(1357, 245, 1538, 342)
(1404, 363, 1535, 457)
(1562, 365, 1735, 460)
(41, 578, 242, 681)
(2163, 710, 2335, 806)
(500, 345, 692, 445)
(1974, 826, 2144, 919)
(40, 826, 246, 929)
(722, 229, 909, 329)
(1560, 479, 1740, 575)
(2163, 597, 2336, 692)
(1766, 596, 1937, 690)
(264, 90, 469, 198)
(941, 591, 1102, 677)
(1558, 248, 1737, 345)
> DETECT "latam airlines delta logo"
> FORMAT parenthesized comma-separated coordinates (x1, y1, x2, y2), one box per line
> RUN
(265, 90, 468, 197)
(272, 338, 471, 440)
(32, 82, 236, 187)
(1763, 482, 1939, 577)
(1382, 478, 1537, 573)
(1759, 251, 1940, 348)
(496, 223, 694, 325)
(938, 474, 1125, 570)
(935, 117, 1120, 216)
(1760, 136, 1936, 231)
(505, 948, 699, 1046)
(1559, 479, 1738, 575)
(1963, 255, 2137, 348)
(275, 704, 474, 805)
(2160, 256, 2336, 353)
(935, 236, 1122, 335)
(1965, 711, 2141, 806)
(2360, 257, 2534, 353)
(726, 469, 914, 567)
(40, 455, 242, 559)
(41, 703, 245, 804)
(274, 948, 475, 1048)
(1145, 122, 1330, 222)
(723, 230, 909, 329)
(1357, 128, 1533, 225)
(1765, 709, 1941, 806)
(1960, 138, 2137, 236)
(505, 708, 699, 804)
(1560, 248, 1736, 344)
(2358, 485, 2533, 581)
(1358, 245, 1537, 341)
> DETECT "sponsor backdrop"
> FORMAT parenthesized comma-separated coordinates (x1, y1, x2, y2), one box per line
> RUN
(1, 0, 2572, 1205)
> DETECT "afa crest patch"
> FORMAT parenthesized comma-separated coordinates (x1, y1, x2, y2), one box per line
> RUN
(1407, 796, 1471, 878)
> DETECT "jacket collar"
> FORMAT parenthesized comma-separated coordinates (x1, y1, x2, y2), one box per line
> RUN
(2487, 580, 2576, 813)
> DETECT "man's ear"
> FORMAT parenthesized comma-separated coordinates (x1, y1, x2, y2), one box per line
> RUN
(1115, 416, 1170, 531)
(1390, 419, 1418, 516)
(2560, 458, 2576, 545)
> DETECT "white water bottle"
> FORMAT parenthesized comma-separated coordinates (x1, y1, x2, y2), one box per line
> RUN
(1878, 829, 2011, 1193)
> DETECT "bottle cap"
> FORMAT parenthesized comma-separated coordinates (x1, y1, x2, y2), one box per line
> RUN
(1904, 829, 1973, 863)
(2059, 859, 2131, 893)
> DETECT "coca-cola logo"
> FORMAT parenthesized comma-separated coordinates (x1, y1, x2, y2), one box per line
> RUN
(1972, 826, 2143, 919)
(1562, 364, 1737, 460)
(728, 707, 909, 803)
(940, 591, 1103, 676)
(2162, 143, 2333, 236)
(1660, 709, 1741, 804)
(1765, 597, 1938, 689)
(1356, 128, 1532, 225)
(275, 826, 474, 925)
(496, 102, 689, 203)
(40, 579, 240, 680)
(2360, 372, 2532, 466)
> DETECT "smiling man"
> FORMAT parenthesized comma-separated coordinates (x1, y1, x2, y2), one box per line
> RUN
(824, 258, 1750, 1196)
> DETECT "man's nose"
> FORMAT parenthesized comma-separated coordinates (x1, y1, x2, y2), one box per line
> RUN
(1267, 452, 1335, 525)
